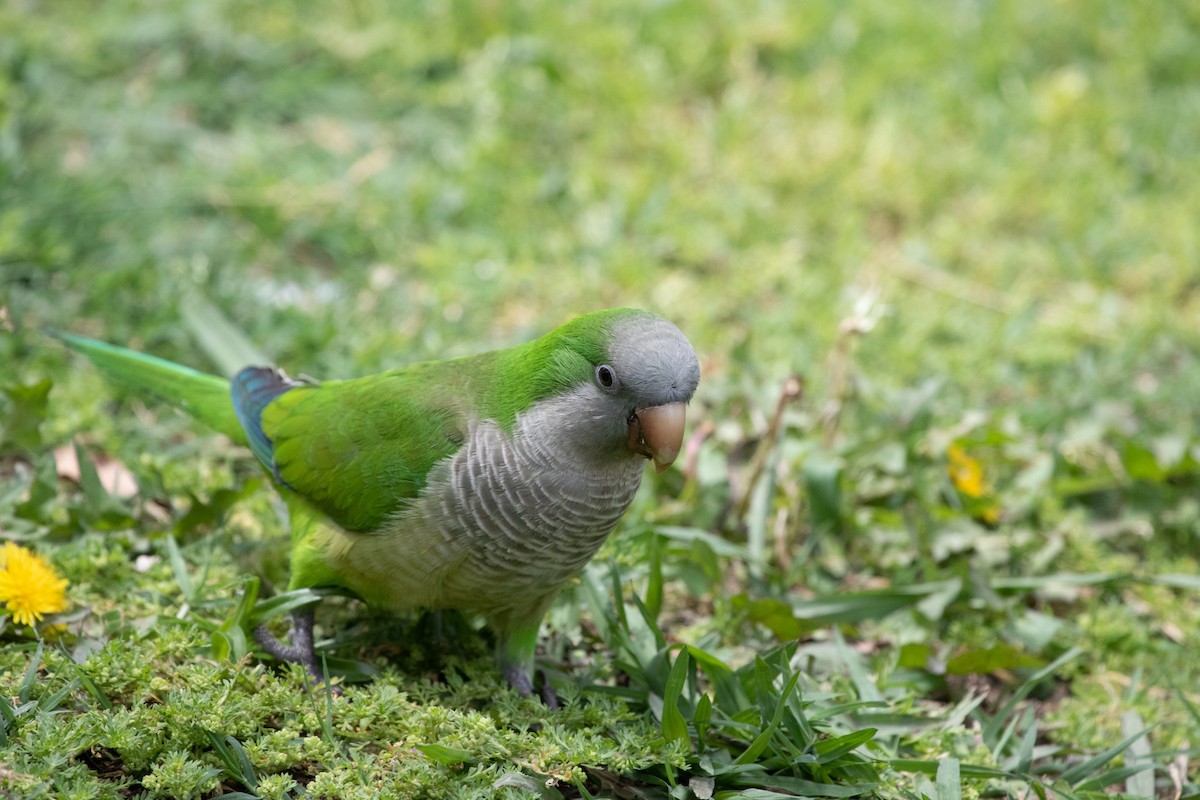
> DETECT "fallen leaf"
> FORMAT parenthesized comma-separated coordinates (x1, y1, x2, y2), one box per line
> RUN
(1168, 748, 1187, 800)
(134, 555, 161, 573)
(54, 445, 139, 498)
(1161, 620, 1185, 644)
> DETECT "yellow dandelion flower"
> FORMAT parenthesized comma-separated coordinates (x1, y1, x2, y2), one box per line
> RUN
(946, 444, 987, 498)
(946, 444, 1003, 524)
(0, 542, 69, 627)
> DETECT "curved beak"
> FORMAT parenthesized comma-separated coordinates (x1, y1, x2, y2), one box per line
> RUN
(627, 402, 687, 473)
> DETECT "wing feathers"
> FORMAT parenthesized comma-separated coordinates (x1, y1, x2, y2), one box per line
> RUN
(231, 366, 302, 471)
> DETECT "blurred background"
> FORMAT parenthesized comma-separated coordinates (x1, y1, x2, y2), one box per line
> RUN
(2, 0, 1199, 792)
(4, 2, 1195, 389)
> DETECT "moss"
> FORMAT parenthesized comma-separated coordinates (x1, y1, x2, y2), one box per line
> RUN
(140, 750, 222, 800)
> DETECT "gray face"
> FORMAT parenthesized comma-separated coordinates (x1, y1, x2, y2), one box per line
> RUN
(547, 313, 700, 465)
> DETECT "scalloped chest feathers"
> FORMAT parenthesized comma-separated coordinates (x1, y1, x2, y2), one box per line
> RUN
(344, 392, 646, 618)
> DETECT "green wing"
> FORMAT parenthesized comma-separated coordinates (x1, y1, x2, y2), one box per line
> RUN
(258, 364, 470, 532)
(233, 318, 607, 533)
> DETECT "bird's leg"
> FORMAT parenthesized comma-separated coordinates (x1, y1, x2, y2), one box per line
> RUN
(254, 607, 325, 685)
(499, 623, 558, 707)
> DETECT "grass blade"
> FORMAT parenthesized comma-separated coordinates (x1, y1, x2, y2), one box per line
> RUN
(735, 671, 800, 765)
(1014, 710, 1038, 775)
(204, 731, 259, 792)
(1121, 711, 1154, 798)
(936, 757, 961, 800)
(19, 641, 44, 704)
(163, 534, 193, 603)
(1060, 725, 1155, 785)
(416, 744, 478, 765)
(890, 760, 1012, 780)
(181, 291, 270, 377)
(816, 728, 877, 763)
(250, 588, 327, 624)
(660, 647, 690, 746)
(982, 646, 1083, 743)
(645, 532, 663, 621)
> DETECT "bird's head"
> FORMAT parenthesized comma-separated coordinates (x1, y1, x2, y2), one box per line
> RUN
(519, 309, 700, 472)
(596, 311, 700, 471)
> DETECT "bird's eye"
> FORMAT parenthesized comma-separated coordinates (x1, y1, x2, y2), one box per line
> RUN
(595, 364, 617, 390)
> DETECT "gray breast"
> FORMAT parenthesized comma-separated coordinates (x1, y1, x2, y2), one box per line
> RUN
(402, 395, 645, 621)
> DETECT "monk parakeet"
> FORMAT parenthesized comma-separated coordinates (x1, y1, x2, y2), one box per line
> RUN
(60, 308, 700, 696)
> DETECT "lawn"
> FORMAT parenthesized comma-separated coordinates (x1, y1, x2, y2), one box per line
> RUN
(2, 1, 1199, 798)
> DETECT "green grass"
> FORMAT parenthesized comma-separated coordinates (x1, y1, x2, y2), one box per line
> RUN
(2, 0, 1199, 797)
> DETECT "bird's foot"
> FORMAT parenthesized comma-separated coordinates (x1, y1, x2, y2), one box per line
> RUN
(502, 663, 558, 708)
(539, 671, 559, 710)
(254, 608, 341, 695)
(503, 662, 534, 698)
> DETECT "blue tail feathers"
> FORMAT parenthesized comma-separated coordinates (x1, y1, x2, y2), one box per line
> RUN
(231, 366, 301, 473)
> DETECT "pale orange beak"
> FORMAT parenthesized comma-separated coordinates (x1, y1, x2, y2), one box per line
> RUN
(627, 402, 687, 473)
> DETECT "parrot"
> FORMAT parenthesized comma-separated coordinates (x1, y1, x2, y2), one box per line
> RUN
(59, 308, 700, 697)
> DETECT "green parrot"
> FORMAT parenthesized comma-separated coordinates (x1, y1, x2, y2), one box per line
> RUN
(60, 308, 700, 696)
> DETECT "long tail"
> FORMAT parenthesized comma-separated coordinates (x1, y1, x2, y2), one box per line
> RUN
(56, 332, 248, 444)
